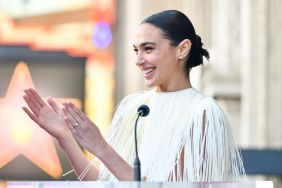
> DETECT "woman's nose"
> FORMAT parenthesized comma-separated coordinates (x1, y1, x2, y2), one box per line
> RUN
(135, 53, 145, 66)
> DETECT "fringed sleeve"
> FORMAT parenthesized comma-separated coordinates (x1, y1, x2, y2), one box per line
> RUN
(182, 97, 246, 181)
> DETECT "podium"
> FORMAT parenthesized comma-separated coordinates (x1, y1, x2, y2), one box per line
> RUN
(0, 181, 273, 188)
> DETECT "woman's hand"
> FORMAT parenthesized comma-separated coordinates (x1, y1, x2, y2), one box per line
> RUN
(22, 88, 70, 141)
(63, 101, 135, 180)
(22, 89, 133, 180)
(62, 101, 107, 158)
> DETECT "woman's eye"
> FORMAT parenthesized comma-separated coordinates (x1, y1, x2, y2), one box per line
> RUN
(144, 47, 153, 52)
(133, 48, 138, 54)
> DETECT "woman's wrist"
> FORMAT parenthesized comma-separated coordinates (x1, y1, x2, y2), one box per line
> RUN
(57, 131, 77, 149)
(95, 139, 111, 160)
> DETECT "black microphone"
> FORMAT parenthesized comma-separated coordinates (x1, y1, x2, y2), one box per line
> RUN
(134, 105, 150, 181)
(137, 105, 150, 117)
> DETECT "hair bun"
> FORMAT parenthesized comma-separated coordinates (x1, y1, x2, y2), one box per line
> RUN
(195, 35, 203, 48)
(186, 34, 209, 69)
(195, 34, 209, 61)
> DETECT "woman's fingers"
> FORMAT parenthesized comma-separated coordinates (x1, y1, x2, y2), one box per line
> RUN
(24, 88, 46, 108)
(24, 90, 41, 112)
(47, 97, 61, 115)
(63, 107, 81, 128)
(64, 117, 78, 135)
(63, 102, 87, 121)
(22, 107, 41, 126)
(63, 103, 84, 125)
(23, 95, 40, 116)
(29, 88, 46, 107)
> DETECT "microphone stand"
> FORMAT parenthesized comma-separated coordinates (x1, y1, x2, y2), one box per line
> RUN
(134, 104, 149, 181)
(134, 114, 141, 181)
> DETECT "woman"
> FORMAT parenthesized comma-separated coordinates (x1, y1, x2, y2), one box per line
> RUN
(22, 10, 245, 181)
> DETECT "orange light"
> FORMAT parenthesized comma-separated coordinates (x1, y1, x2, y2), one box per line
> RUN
(10, 121, 32, 145)
(90, 0, 116, 24)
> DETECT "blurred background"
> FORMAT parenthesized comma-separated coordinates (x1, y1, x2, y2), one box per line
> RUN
(0, 0, 281, 186)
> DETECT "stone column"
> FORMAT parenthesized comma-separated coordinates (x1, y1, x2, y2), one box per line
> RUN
(240, 0, 268, 148)
(201, 0, 242, 139)
(240, 0, 282, 148)
(265, 0, 282, 148)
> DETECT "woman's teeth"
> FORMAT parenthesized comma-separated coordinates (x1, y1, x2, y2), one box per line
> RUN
(144, 68, 155, 75)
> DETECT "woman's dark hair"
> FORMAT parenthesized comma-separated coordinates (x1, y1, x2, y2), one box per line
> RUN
(141, 10, 209, 77)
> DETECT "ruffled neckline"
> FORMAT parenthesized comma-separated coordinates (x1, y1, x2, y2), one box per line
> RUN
(153, 87, 196, 95)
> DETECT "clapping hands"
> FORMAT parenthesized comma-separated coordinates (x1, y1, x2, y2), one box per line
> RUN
(22, 88, 105, 156)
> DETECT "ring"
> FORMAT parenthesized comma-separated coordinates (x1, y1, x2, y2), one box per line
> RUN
(73, 122, 79, 128)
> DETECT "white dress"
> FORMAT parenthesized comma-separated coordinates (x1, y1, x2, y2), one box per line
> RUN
(97, 88, 246, 181)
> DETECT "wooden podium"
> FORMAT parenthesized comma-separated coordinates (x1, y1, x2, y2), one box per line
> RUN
(0, 181, 273, 188)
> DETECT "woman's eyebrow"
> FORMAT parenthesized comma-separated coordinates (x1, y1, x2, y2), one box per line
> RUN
(133, 42, 156, 48)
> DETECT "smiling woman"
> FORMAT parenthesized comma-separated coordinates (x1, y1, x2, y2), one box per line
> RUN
(97, 10, 245, 181)
(133, 11, 209, 92)
(22, 10, 246, 182)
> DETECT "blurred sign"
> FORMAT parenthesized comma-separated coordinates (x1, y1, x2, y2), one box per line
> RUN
(0, 0, 92, 18)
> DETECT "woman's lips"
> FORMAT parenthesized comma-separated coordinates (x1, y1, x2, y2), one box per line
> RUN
(143, 67, 156, 78)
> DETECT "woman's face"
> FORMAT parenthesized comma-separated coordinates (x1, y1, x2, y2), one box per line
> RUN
(133, 23, 186, 91)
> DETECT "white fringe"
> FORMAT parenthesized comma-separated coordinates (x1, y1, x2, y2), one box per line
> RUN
(97, 88, 246, 181)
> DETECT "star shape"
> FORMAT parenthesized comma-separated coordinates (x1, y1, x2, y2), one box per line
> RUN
(0, 62, 81, 179)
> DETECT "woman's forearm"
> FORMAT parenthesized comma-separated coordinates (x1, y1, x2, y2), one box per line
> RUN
(58, 135, 100, 180)
(58, 131, 134, 181)
(93, 139, 134, 181)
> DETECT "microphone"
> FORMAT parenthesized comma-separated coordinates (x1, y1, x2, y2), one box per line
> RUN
(134, 104, 150, 181)
(137, 105, 150, 117)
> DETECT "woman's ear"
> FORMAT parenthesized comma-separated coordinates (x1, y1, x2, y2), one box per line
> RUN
(177, 39, 191, 60)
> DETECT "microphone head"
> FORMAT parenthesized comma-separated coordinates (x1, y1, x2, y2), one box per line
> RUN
(137, 105, 150, 117)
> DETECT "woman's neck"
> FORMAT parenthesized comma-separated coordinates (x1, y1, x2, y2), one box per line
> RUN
(156, 74, 192, 92)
